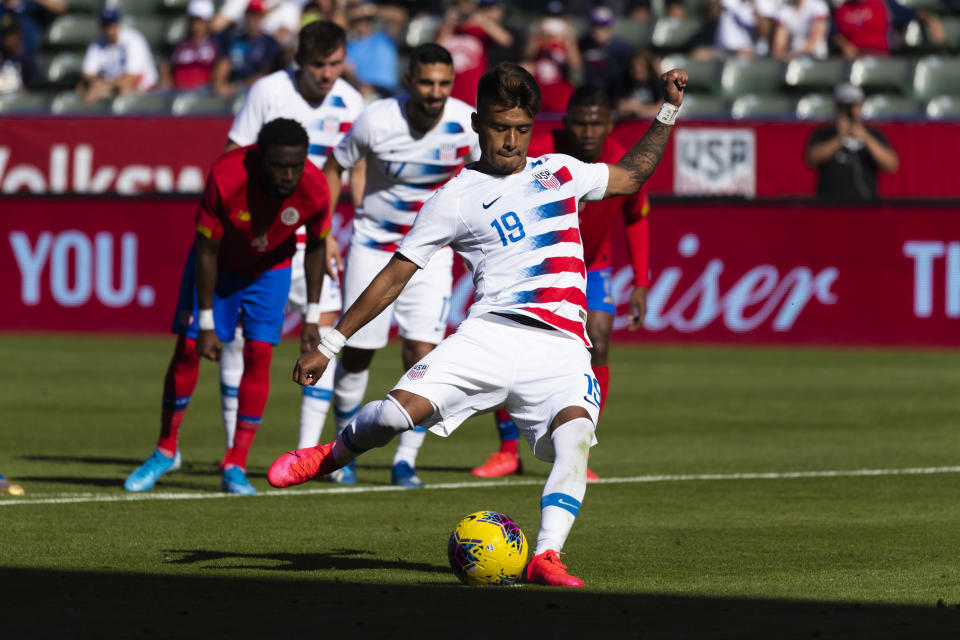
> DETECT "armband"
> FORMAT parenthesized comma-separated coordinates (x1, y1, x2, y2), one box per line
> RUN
(198, 309, 215, 331)
(305, 302, 321, 325)
(315, 329, 346, 360)
(656, 102, 680, 126)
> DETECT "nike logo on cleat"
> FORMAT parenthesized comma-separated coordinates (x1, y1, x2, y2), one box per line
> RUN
(482, 196, 502, 209)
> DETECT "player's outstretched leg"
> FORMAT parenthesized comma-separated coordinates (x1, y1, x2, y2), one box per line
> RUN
(472, 409, 523, 478)
(268, 394, 413, 488)
(391, 427, 426, 488)
(218, 326, 245, 469)
(525, 417, 593, 587)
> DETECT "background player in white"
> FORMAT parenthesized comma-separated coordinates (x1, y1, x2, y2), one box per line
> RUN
(321, 43, 480, 487)
(268, 62, 687, 586)
(219, 20, 365, 462)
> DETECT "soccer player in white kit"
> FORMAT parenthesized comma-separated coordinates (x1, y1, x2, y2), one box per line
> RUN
(219, 20, 365, 460)
(320, 43, 480, 487)
(269, 63, 687, 587)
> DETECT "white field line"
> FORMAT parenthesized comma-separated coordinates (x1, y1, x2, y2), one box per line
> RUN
(1, 465, 959, 507)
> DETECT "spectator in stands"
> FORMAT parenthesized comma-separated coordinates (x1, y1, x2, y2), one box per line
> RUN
(579, 5, 634, 100)
(0, 13, 37, 94)
(212, 0, 302, 49)
(214, 0, 283, 96)
(628, 0, 688, 20)
(78, 7, 158, 103)
(832, 0, 944, 59)
(0, 0, 65, 53)
(160, 0, 225, 92)
(301, 0, 346, 29)
(714, 0, 779, 58)
(614, 48, 662, 120)
(523, 0, 581, 113)
(771, 0, 830, 60)
(437, 0, 513, 107)
(805, 83, 899, 200)
(345, 1, 398, 99)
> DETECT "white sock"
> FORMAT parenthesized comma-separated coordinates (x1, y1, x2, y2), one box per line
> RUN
(219, 326, 245, 449)
(298, 353, 336, 448)
(392, 426, 426, 468)
(331, 396, 413, 465)
(534, 418, 593, 555)
(332, 362, 369, 436)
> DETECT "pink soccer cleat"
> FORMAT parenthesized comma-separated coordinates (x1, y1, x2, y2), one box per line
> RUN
(525, 550, 585, 587)
(267, 442, 336, 488)
(586, 467, 599, 482)
(471, 451, 522, 478)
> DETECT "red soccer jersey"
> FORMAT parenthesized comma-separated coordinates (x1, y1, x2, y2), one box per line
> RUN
(833, 0, 890, 54)
(528, 128, 651, 285)
(195, 146, 331, 276)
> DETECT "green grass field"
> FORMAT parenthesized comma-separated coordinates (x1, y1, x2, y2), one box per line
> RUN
(1, 335, 959, 639)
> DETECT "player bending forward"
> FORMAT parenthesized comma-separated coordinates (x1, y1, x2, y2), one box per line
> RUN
(268, 63, 686, 586)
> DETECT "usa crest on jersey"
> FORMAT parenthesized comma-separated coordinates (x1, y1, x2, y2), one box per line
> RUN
(407, 363, 429, 380)
(533, 170, 561, 190)
(438, 142, 458, 163)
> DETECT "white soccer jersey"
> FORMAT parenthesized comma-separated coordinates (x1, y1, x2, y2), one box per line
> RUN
(229, 71, 365, 169)
(333, 95, 480, 251)
(398, 154, 609, 346)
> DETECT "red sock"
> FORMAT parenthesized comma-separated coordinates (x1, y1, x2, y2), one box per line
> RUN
(224, 339, 272, 470)
(593, 364, 610, 417)
(494, 409, 519, 455)
(157, 336, 201, 455)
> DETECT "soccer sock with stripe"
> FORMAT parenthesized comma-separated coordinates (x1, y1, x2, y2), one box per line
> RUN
(331, 396, 414, 469)
(392, 426, 426, 468)
(494, 409, 519, 456)
(333, 362, 369, 436)
(534, 417, 593, 555)
(157, 335, 201, 456)
(592, 364, 610, 416)
(223, 339, 272, 471)
(219, 326, 245, 449)
(298, 353, 336, 448)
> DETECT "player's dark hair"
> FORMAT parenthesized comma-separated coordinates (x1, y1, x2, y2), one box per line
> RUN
(408, 43, 453, 73)
(567, 85, 610, 112)
(476, 62, 541, 119)
(297, 19, 346, 59)
(257, 118, 309, 151)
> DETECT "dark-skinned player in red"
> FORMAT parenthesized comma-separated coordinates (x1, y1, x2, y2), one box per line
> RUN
(124, 118, 331, 495)
(472, 86, 651, 480)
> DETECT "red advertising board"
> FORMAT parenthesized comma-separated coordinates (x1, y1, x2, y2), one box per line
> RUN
(3, 197, 959, 346)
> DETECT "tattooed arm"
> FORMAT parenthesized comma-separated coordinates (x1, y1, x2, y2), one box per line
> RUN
(604, 69, 687, 199)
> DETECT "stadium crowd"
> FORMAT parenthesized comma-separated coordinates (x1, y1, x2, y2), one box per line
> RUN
(1, 0, 959, 119)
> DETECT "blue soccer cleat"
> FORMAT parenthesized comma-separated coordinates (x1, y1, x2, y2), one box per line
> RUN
(124, 449, 180, 492)
(221, 465, 257, 495)
(327, 459, 357, 485)
(391, 461, 424, 489)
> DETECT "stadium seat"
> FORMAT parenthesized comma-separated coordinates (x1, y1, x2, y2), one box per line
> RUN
(720, 58, 785, 99)
(46, 51, 84, 88)
(162, 0, 191, 10)
(912, 56, 960, 99)
(849, 56, 913, 94)
(166, 16, 189, 46)
(46, 15, 100, 48)
(171, 92, 234, 115)
(0, 92, 54, 114)
(676, 93, 730, 118)
(69, 0, 104, 14)
(897, 0, 942, 9)
(125, 16, 169, 49)
(50, 91, 111, 114)
(403, 14, 440, 49)
(613, 19, 653, 48)
(661, 54, 722, 95)
(650, 18, 703, 51)
(926, 96, 960, 120)
(783, 58, 848, 92)
(795, 93, 835, 121)
(115, 0, 165, 15)
(231, 92, 247, 114)
(860, 95, 921, 120)
(730, 94, 795, 120)
(112, 93, 175, 115)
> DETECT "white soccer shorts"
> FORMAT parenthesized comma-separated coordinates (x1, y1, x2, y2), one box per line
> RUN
(287, 246, 342, 315)
(392, 313, 600, 462)
(342, 241, 453, 349)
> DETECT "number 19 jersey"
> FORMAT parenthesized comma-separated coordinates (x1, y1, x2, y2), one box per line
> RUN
(397, 154, 609, 346)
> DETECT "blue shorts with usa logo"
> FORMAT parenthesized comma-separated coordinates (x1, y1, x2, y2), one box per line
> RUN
(585, 267, 615, 314)
(171, 246, 292, 345)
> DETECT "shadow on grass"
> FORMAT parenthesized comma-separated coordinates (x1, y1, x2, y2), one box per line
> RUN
(1, 568, 957, 640)
(162, 548, 447, 575)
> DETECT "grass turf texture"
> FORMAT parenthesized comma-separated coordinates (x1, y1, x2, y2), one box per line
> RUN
(0, 334, 958, 639)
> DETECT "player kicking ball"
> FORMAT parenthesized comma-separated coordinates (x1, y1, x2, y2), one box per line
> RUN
(124, 119, 331, 494)
(473, 86, 653, 480)
(268, 63, 686, 586)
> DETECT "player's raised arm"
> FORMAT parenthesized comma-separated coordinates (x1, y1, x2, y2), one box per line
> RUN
(293, 254, 420, 385)
(604, 69, 687, 199)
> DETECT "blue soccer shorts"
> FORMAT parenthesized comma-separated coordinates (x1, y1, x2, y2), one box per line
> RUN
(171, 247, 292, 345)
(585, 267, 615, 314)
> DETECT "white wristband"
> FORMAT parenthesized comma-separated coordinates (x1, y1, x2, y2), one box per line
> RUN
(198, 309, 214, 331)
(316, 328, 346, 359)
(656, 102, 680, 125)
(305, 302, 321, 324)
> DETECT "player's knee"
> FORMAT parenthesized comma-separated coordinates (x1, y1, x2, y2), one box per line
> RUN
(551, 417, 594, 457)
(243, 339, 273, 370)
(377, 394, 416, 434)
